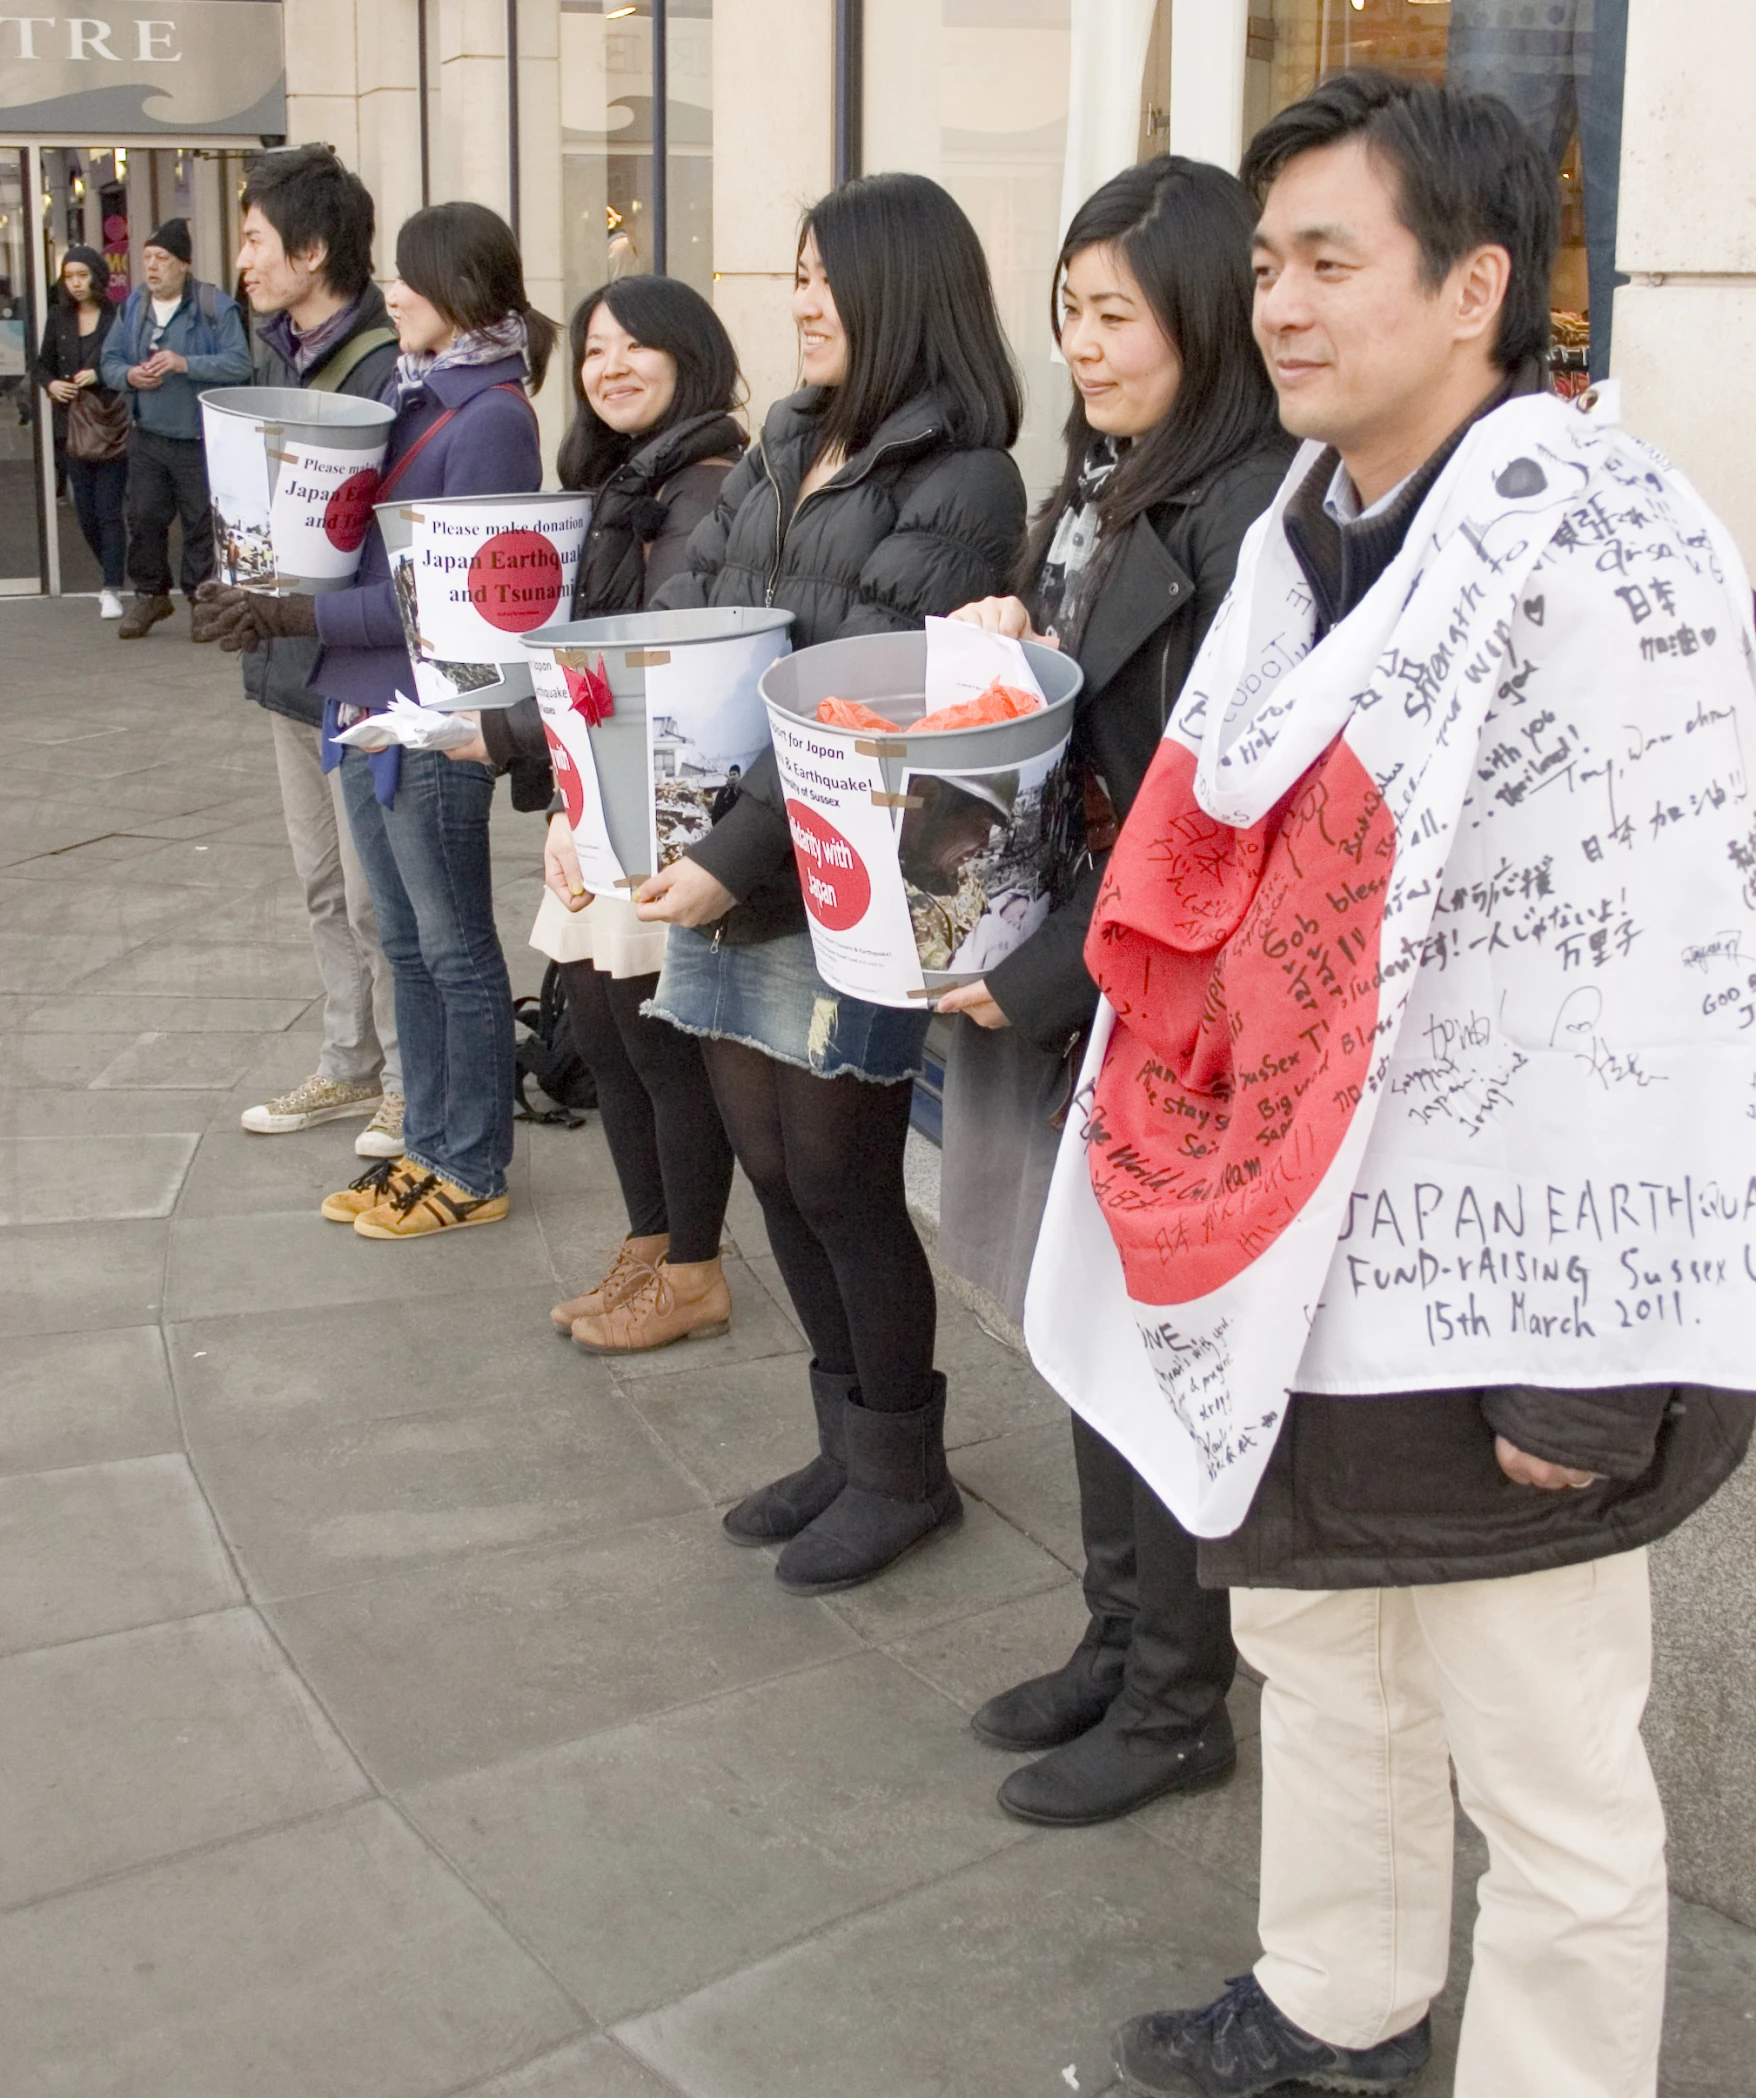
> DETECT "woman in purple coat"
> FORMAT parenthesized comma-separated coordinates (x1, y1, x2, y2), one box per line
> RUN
(201, 203, 555, 1239)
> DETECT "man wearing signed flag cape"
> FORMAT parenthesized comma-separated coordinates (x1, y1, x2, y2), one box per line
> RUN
(1025, 74, 1756, 2098)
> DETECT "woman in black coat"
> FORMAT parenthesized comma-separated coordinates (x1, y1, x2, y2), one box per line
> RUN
(35, 247, 127, 613)
(939, 158, 1294, 1828)
(466, 276, 746, 1350)
(634, 173, 1028, 1596)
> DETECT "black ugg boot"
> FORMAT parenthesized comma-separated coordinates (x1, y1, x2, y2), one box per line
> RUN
(722, 1364, 854, 1545)
(774, 1374, 962, 1595)
(997, 1696, 1235, 1826)
(970, 1617, 1130, 1750)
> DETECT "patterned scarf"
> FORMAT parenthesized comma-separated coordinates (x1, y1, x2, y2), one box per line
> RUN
(260, 295, 363, 378)
(1034, 436, 1120, 648)
(393, 312, 528, 407)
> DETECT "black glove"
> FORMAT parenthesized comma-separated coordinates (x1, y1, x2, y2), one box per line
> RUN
(192, 582, 320, 654)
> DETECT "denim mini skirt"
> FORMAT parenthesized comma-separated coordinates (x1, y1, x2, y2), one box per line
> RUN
(647, 926, 930, 1084)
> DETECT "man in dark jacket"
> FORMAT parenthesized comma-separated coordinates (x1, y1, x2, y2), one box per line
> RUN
(1108, 75, 1755, 2098)
(99, 217, 251, 637)
(215, 147, 403, 1157)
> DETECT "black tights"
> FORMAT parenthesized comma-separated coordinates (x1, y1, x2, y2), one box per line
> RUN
(560, 963, 734, 1264)
(702, 1039, 936, 1413)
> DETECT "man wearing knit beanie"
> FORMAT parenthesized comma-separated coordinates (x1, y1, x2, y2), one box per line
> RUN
(100, 215, 251, 638)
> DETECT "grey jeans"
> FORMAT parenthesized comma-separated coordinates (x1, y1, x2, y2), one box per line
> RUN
(268, 711, 401, 1094)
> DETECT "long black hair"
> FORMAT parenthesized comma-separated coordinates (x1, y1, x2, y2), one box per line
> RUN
(394, 201, 558, 394)
(556, 275, 742, 492)
(1023, 156, 1282, 587)
(800, 172, 1021, 458)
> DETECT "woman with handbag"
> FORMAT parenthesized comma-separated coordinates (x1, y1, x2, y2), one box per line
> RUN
(36, 247, 129, 617)
(634, 172, 1028, 1596)
(453, 275, 746, 1349)
(201, 202, 555, 1241)
(937, 158, 1294, 1828)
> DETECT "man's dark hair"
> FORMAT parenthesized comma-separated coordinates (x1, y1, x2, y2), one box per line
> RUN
(1240, 71, 1560, 372)
(1023, 154, 1284, 591)
(240, 144, 376, 300)
(799, 171, 1022, 456)
(556, 274, 742, 492)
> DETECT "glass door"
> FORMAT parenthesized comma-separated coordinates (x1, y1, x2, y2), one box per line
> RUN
(0, 146, 45, 592)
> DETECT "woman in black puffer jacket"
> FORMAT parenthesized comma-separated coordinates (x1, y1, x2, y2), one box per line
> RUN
(635, 173, 1027, 1596)
(471, 276, 746, 1350)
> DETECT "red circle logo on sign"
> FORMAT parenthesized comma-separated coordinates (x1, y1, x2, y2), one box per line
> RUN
(467, 529, 565, 633)
(786, 799, 871, 932)
(324, 468, 380, 551)
(543, 726, 586, 830)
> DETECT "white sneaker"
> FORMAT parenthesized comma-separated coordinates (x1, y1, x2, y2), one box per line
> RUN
(98, 591, 125, 620)
(354, 1091, 406, 1158)
(240, 1073, 382, 1135)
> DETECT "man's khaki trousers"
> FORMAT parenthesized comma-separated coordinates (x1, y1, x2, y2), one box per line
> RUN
(1232, 1548, 1666, 2098)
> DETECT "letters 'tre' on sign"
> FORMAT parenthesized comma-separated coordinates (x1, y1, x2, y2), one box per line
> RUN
(0, 4, 288, 136)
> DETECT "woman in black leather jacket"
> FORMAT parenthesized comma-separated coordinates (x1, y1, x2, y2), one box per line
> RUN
(635, 173, 1027, 1597)
(939, 158, 1294, 1830)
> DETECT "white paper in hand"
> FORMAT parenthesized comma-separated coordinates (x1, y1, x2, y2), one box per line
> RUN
(331, 693, 482, 753)
(922, 616, 1045, 716)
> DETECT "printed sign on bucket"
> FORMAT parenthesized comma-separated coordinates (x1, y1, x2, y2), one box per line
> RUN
(202, 388, 393, 591)
(408, 497, 590, 663)
(786, 800, 872, 930)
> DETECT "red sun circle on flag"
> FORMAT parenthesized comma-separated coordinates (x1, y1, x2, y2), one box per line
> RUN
(324, 469, 381, 552)
(786, 799, 871, 932)
(467, 529, 565, 633)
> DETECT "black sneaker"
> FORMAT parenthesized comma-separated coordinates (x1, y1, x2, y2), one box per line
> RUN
(1113, 1974, 1431, 2097)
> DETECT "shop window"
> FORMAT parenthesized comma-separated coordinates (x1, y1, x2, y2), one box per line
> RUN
(1246, 0, 1626, 380)
(559, 0, 713, 321)
(864, 0, 1075, 501)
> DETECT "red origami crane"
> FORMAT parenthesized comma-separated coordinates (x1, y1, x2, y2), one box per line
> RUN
(563, 653, 615, 727)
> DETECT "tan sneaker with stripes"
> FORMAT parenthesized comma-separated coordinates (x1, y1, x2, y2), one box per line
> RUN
(354, 1168, 509, 1239)
(320, 1156, 413, 1223)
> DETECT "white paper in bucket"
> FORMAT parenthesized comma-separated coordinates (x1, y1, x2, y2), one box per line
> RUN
(762, 624, 1078, 1009)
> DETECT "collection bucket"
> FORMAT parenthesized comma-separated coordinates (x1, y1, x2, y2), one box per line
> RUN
(523, 606, 794, 893)
(201, 386, 394, 593)
(377, 491, 593, 712)
(759, 628, 1083, 1008)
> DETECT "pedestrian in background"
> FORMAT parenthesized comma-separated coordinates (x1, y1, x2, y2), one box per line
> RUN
(35, 245, 129, 618)
(636, 172, 1027, 1595)
(100, 216, 251, 639)
(203, 145, 406, 1162)
(941, 155, 1293, 1831)
(454, 273, 745, 1350)
(204, 202, 553, 1242)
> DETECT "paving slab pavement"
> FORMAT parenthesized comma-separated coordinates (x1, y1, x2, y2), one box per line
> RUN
(1, 597, 1752, 2097)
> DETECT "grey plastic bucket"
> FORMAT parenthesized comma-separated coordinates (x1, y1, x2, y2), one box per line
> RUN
(201, 386, 394, 594)
(522, 607, 795, 890)
(377, 491, 593, 711)
(759, 630, 1083, 1006)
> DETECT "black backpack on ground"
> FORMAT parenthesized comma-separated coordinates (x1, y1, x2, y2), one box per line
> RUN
(513, 962, 597, 1126)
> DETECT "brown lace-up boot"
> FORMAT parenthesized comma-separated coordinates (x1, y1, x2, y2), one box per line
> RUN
(570, 1256, 731, 1353)
(550, 1233, 669, 1333)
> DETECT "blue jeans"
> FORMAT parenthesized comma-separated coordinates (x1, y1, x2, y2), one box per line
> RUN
(68, 456, 127, 589)
(339, 748, 513, 1198)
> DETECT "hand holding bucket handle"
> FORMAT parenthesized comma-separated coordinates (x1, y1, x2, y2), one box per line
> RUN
(935, 978, 1010, 1029)
(544, 812, 591, 913)
(633, 857, 737, 928)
